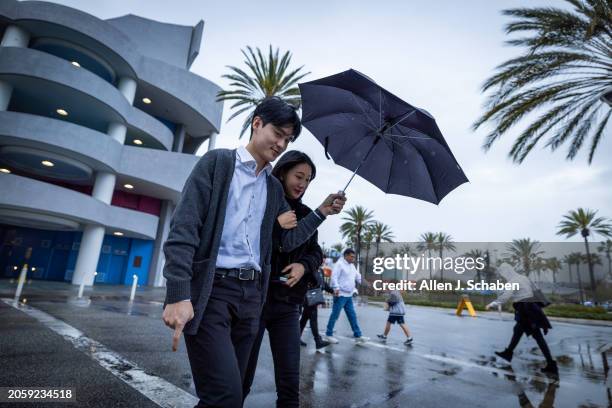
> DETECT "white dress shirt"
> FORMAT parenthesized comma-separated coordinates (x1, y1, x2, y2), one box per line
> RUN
(216, 146, 272, 271)
(330, 257, 362, 297)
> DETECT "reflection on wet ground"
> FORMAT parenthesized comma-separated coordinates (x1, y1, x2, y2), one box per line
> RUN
(1, 280, 611, 407)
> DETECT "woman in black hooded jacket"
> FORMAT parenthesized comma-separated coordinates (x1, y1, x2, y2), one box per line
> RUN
(242, 150, 323, 408)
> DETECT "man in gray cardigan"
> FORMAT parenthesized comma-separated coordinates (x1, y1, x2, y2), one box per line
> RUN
(162, 97, 346, 407)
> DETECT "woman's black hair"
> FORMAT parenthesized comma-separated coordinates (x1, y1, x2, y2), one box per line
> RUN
(250, 96, 302, 140)
(272, 150, 316, 184)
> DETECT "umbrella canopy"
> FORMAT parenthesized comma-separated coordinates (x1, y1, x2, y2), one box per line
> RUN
(298, 69, 468, 204)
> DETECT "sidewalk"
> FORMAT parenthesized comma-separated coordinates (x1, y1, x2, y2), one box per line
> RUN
(0, 278, 167, 304)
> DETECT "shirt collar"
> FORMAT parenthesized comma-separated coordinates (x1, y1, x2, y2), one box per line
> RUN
(237, 146, 272, 176)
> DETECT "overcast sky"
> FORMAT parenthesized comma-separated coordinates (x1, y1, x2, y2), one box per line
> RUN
(46, 0, 612, 247)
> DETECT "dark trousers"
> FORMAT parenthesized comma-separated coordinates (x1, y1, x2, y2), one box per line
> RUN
(184, 274, 262, 408)
(299, 303, 322, 341)
(243, 299, 301, 408)
(506, 322, 554, 364)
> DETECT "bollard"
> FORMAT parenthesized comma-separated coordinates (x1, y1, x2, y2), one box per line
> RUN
(13, 264, 28, 303)
(129, 274, 138, 302)
(13, 247, 32, 304)
(78, 271, 96, 299)
(77, 281, 85, 299)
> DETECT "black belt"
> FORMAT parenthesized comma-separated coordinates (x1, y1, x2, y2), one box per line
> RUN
(215, 267, 260, 281)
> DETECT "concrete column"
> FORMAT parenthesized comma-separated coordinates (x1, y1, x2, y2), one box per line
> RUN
(173, 125, 185, 152)
(0, 25, 30, 112)
(148, 201, 175, 287)
(0, 81, 12, 112)
(71, 224, 105, 286)
(72, 119, 127, 285)
(207, 132, 217, 151)
(118, 77, 137, 105)
(107, 122, 127, 145)
(92, 171, 116, 205)
(1, 25, 30, 47)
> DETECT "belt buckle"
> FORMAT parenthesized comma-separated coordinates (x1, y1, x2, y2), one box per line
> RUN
(238, 268, 254, 280)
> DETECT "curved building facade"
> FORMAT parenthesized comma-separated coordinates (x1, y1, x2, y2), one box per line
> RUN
(0, 0, 223, 287)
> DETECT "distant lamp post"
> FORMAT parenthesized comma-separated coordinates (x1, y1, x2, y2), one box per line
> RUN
(600, 86, 612, 106)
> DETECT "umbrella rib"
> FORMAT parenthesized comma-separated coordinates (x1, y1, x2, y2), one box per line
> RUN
(385, 133, 433, 140)
(349, 92, 379, 132)
(387, 125, 436, 139)
(379, 89, 382, 130)
(388, 124, 440, 202)
(385, 132, 396, 192)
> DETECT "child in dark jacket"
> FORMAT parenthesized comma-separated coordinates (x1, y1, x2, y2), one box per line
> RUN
(377, 290, 413, 345)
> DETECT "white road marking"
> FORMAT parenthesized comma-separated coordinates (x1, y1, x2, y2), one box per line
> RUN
(334, 334, 568, 386)
(2, 298, 198, 408)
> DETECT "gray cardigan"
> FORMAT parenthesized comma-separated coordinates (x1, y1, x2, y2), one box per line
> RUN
(162, 148, 324, 335)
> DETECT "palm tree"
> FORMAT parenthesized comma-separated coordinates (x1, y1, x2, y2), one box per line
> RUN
(563, 253, 575, 283)
(597, 239, 612, 279)
(464, 249, 486, 281)
(217, 45, 310, 138)
(340, 206, 375, 272)
(371, 222, 395, 258)
(362, 226, 375, 278)
(573, 252, 586, 303)
(418, 232, 438, 280)
(331, 243, 344, 255)
(473, 0, 612, 164)
(435, 232, 455, 282)
(394, 244, 417, 280)
(546, 257, 563, 293)
(557, 208, 612, 297)
(504, 238, 544, 276)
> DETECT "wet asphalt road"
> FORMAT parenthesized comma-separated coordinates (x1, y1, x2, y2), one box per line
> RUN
(0, 280, 610, 407)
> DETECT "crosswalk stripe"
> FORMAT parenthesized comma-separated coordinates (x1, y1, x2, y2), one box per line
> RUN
(2, 298, 198, 408)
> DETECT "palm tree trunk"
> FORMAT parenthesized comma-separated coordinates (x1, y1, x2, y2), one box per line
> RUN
(427, 249, 432, 280)
(583, 237, 597, 299)
(576, 264, 585, 304)
(568, 263, 573, 283)
(439, 248, 444, 282)
(364, 247, 370, 281)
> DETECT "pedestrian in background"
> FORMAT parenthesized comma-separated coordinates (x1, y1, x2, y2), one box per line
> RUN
(377, 290, 413, 345)
(486, 263, 558, 376)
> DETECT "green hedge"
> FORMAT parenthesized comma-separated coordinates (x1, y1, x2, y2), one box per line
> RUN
(367, 296, 612, 321)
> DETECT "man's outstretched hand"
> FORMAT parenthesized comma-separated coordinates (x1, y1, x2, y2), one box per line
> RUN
(162, 301, 194, 351)
(318, 192, 346, 216)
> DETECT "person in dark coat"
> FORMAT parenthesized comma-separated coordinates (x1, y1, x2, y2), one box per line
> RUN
(242, 150, 326, 408)
(299, 264, 334, 349)
(486, 263, 558, 376)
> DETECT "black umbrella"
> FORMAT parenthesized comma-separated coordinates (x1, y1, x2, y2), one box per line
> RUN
(298, 69, 468, 204)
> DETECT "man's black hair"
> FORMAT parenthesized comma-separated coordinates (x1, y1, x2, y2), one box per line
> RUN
(272, 150, 316, 183)
(344, 248, 356, 256)
(250, 96, 302, 140)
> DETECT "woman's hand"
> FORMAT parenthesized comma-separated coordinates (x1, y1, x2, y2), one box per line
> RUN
(277, 211, 297, 229)
(281, 263, 305, 287)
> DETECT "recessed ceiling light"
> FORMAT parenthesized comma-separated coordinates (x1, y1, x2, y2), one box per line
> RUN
(124, 184, 134, 189)
(41, 160, 54, 167)
(113, 231, 124, 236)
(142, 97, 152, 104)
(56, 108, 68, 116)
(31, 267, 36, 271)
(133, 139, 143, 145)
(71, 61, 80, 67)
(0, 168, 10, 174)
